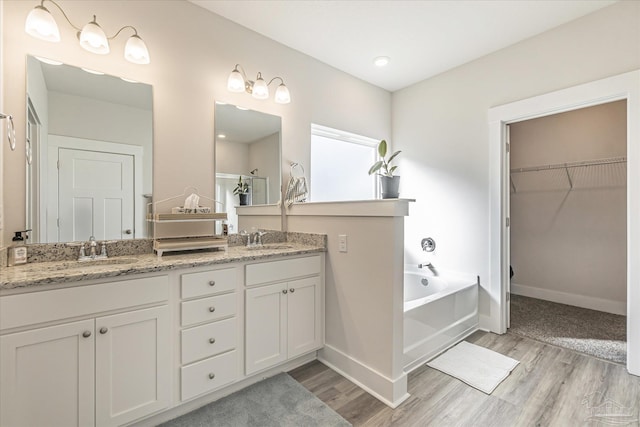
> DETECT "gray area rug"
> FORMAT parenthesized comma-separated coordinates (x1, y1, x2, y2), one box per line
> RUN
(509, 295, 626, 364)
(159, 372, 351, 427)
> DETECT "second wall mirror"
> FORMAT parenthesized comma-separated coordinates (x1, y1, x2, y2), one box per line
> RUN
(214, 102, 281, 234)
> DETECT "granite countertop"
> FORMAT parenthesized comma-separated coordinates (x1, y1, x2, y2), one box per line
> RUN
(1, 243, 325, 291)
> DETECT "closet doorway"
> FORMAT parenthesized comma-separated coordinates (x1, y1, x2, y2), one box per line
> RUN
(508, 100, 627, 364)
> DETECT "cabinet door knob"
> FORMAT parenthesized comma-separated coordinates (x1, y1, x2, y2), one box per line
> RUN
(209, 280, 216, 286)
(209, 338, 216, 344)
(99, 327, 108, 334)
(289, 288, 295, 293)
(209, 306, 216, 313)
(82, 330, 92, 338)
(208, 373, 215, 380)
(282, 289, 288, 294)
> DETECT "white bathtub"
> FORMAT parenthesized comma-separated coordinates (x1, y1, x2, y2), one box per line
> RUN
(403, 268, 478, 373)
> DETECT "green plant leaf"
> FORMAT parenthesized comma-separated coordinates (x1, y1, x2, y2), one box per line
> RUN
(387, 150, 401, 164)
(389, 165, 398, 175)
(378, 140, 387, 158)
(368, 161, 383, 175)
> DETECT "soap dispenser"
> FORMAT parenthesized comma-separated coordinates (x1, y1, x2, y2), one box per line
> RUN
(8, 230, 29, 266)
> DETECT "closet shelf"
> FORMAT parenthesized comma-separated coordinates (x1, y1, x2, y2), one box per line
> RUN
(510, 156, 626, 174)
(510, 156, 626, 193)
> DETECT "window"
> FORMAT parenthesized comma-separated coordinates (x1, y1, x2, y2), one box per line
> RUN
(310, 124, 379, 202)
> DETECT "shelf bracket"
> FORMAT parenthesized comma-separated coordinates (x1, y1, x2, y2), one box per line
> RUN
(564, 166, 573, 190)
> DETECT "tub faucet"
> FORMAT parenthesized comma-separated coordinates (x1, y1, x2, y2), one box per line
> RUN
(419, 262, 433, 269)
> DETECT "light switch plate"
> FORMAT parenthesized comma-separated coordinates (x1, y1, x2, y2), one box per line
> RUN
(338, 234, 347, 253)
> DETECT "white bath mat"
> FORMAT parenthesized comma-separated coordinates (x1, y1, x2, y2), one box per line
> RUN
(427, 341, 519, 394)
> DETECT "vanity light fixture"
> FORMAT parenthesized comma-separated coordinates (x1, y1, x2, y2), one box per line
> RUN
(25, 0, 150, 64)
(227, 64, 291, 104)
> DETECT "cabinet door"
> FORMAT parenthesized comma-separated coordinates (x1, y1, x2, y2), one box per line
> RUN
(95, 306, 170, 427)
(287, 276, 323, 358)
(0, 319, 95, 427)
(245, 283, 287, 375)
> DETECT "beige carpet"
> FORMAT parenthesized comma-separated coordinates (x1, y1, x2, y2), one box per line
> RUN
(509, 295, 626, 364)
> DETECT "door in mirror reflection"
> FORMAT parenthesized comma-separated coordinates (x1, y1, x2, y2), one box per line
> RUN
(58, 148, 134, 241)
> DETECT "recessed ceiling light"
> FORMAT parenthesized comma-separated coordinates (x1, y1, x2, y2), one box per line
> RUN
(120, 77, 139, 83)
(217, 134, 226, 139)
(215, 101, 227, 105)
(373, 56, 390, 67)
(236, 106, 249, 111)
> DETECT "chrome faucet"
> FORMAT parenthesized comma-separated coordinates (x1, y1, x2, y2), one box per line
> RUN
(78, 236, 108, 261)
(89, 236, 97, 258)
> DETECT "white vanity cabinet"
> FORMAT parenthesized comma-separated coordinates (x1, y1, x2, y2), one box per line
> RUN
(245, 255, 323, 375)
(0, 275, 171, 427)
(179, 267, 239, 401)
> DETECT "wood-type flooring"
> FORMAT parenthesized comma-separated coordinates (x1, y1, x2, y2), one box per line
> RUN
(288, 331, 640, 426)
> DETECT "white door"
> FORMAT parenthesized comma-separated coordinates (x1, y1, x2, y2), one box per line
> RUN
(95, 306, 171, 427)
(0, 320, 95, 427)
(245, 283, 287, 375)
(58, 148, 134, 242)
(287, 276, 322, 358)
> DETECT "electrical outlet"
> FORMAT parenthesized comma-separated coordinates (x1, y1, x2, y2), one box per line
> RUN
(338, 234, 347, 253)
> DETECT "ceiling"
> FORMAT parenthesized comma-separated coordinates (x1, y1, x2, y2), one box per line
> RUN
(190, 0, 616, 92)
(34, 57, 152, 110)
(215, 102, 281, 144)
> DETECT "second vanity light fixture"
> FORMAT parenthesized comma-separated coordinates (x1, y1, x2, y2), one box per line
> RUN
(25, 0, 150, 64)
(227, 64, 291, 104)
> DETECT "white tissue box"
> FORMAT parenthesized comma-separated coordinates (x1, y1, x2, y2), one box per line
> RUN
(171, 206, 211, 214)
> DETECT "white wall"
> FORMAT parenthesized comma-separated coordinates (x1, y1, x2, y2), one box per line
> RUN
(213, 140, 249, 175)
(509, 101, 627, 313)
(1, 0, 390, 244)
(392, 1, 640, 322)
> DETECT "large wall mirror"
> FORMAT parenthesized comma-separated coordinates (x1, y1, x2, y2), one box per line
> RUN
(25, 55, 153, 243)
(214, 102, 281, 234)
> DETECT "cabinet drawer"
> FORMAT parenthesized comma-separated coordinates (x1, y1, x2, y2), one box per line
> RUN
(181, 350, 237, 401)
(181, 293, 236, 327)
(245, 256, 321, 286)
(181, 268, 236, 299)
(0, 275, 169, 331)
(181, 318, 237, 365)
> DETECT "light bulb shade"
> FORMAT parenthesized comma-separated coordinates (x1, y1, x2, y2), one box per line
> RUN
(251, 77, 269, 100)
(275, 83, 291, 104)
(25, 5, 60, 42)
(124, 34, 150, 64)
(79, 20, 109, 54)
(227, 69, 245, 93)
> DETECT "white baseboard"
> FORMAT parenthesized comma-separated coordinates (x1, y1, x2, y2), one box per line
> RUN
(511, 283, 626, 315)
(317, 344, 410, 409)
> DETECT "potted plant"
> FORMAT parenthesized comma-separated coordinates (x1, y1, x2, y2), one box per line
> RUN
(368, 139, 401, 199)
(233, 176, 250, 205)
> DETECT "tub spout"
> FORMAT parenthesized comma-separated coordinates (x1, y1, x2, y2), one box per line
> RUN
(419, 262, 433, 269)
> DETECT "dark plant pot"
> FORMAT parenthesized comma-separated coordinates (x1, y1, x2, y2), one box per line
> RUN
(380, 176, 400, 199)
(239, 193, 249, 206)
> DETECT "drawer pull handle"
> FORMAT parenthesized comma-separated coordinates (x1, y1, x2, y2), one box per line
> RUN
(209, 306, 216, 313)
(282, 289, 288, 294)
(208, 373, 215, 380)
(290, 288, 295, 293)
(209, 280, 215, 286)
(209, 338, 216, 344)
(99, 327, 108, 334)
(82, 331, 92, 338)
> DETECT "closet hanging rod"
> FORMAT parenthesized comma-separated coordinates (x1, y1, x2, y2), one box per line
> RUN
(510, 156, 626, 174)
